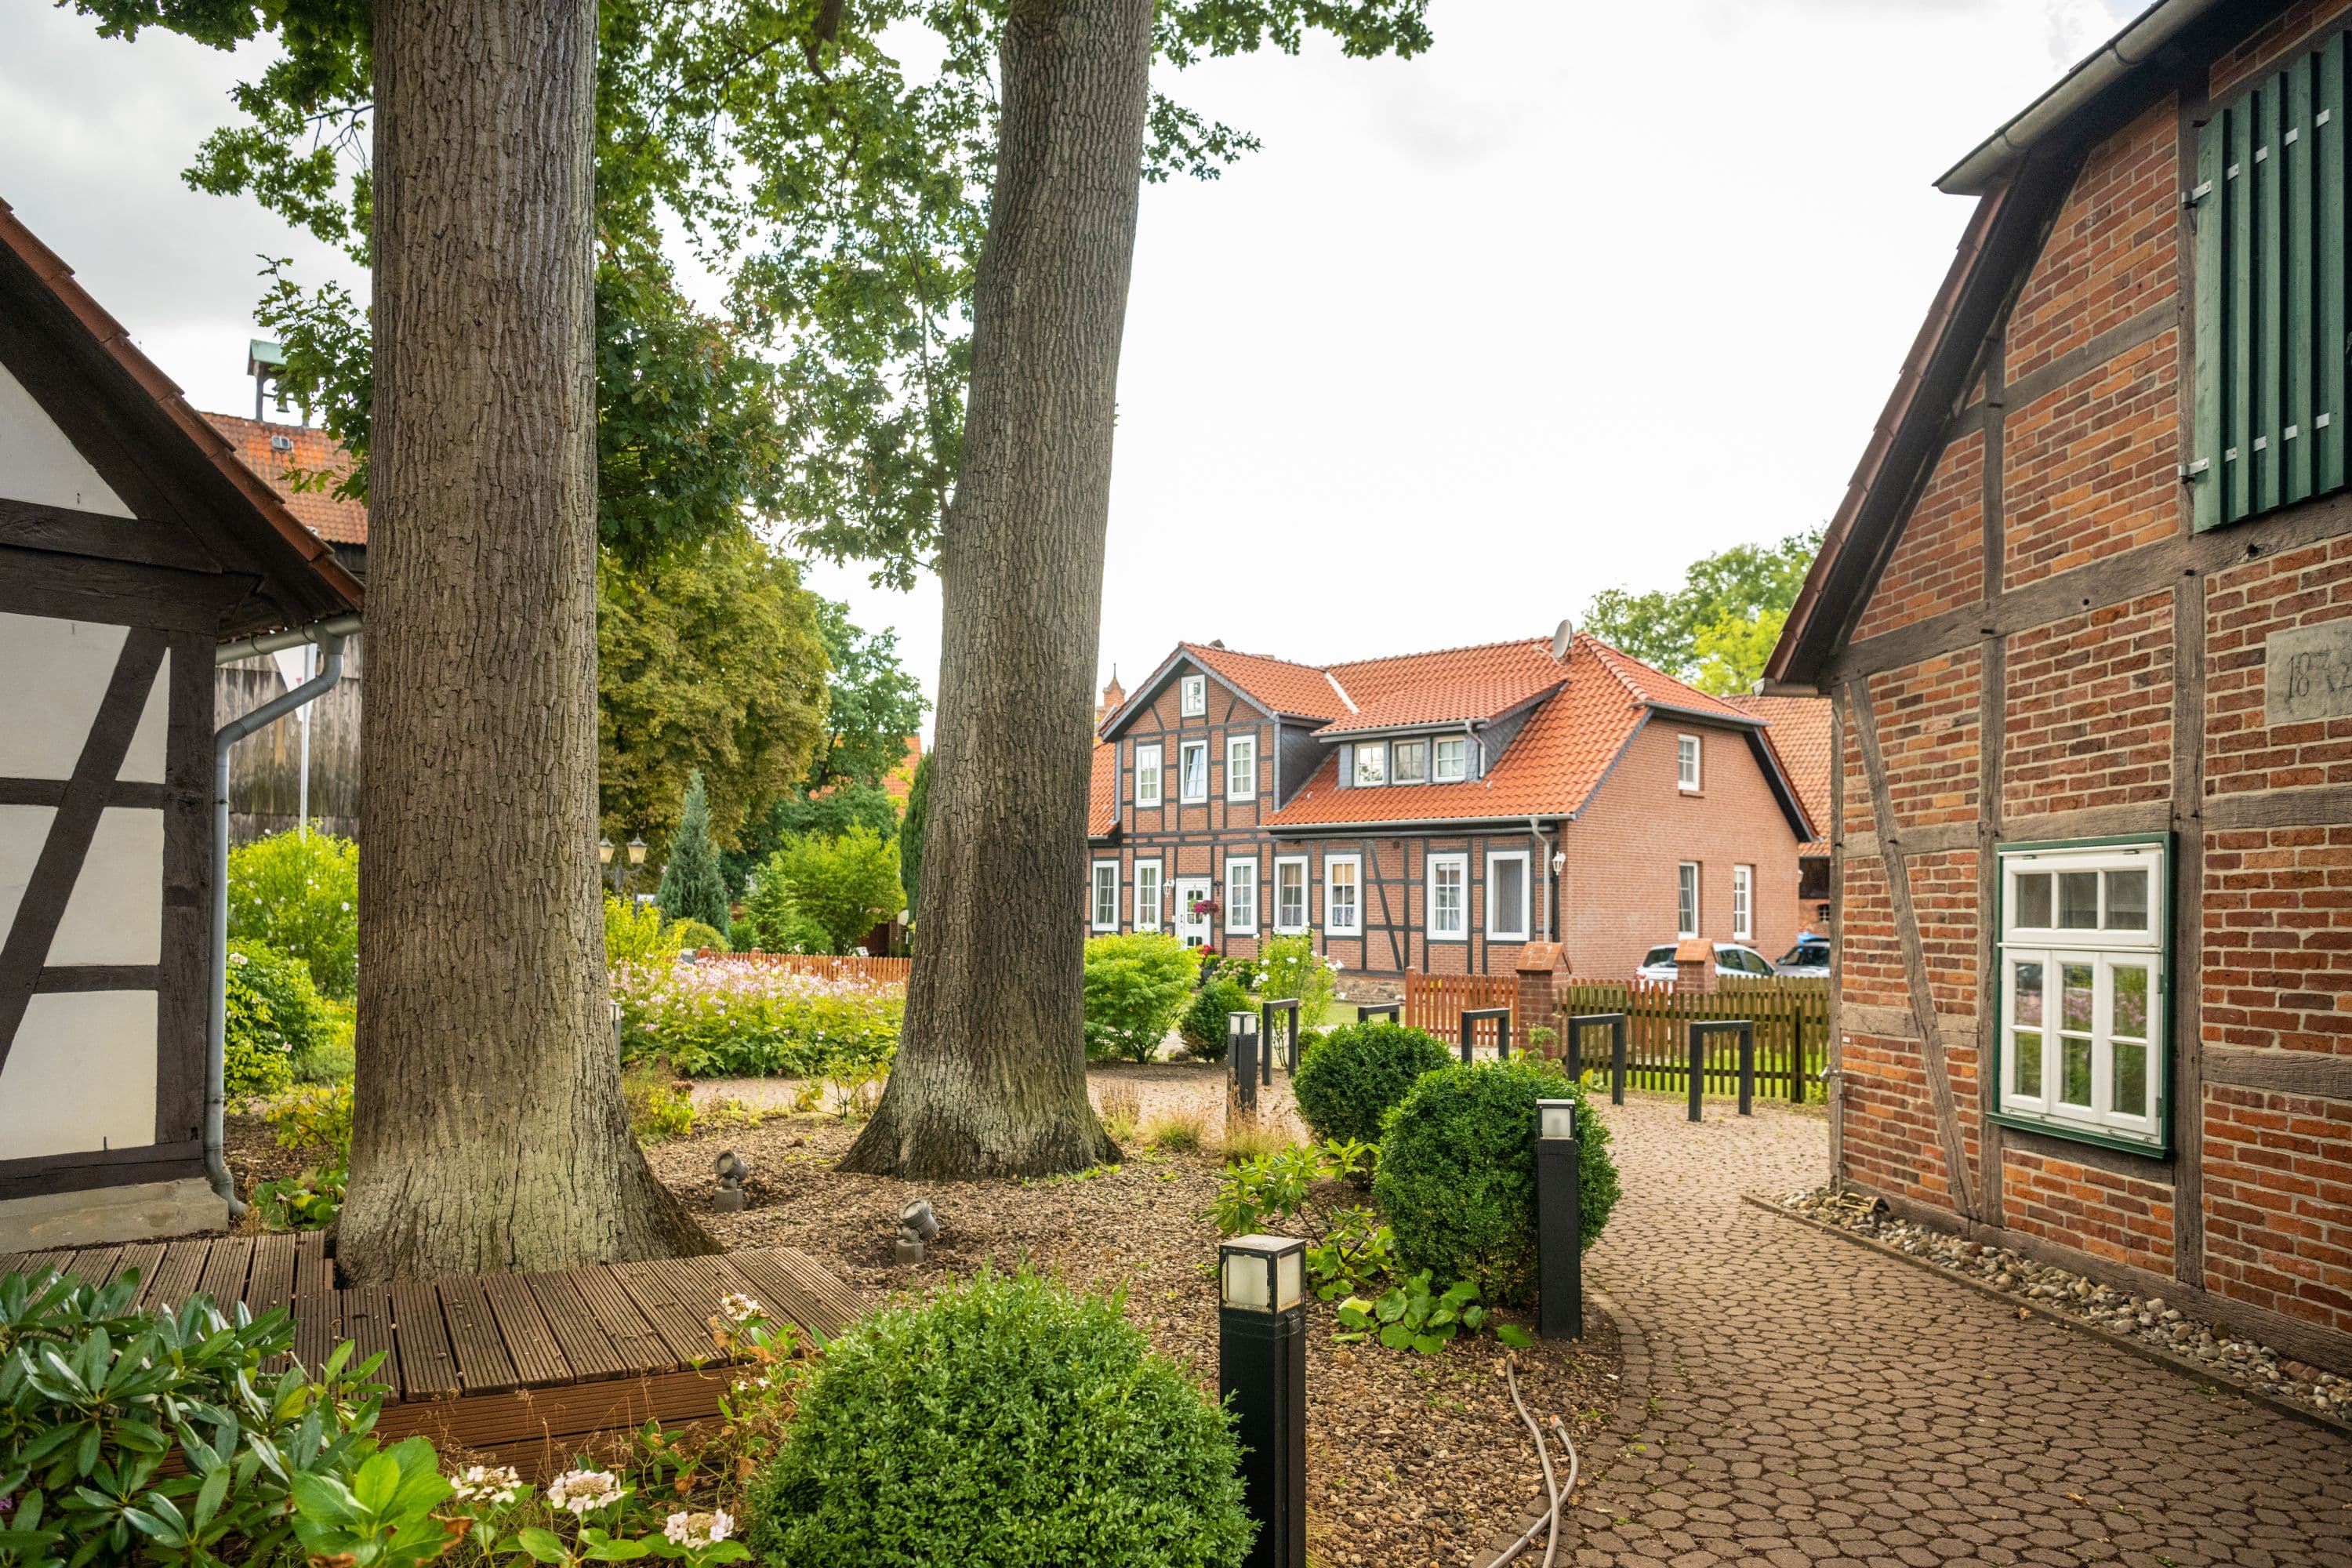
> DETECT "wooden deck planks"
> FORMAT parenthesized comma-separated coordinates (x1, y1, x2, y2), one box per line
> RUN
(478, 1272, 574, 1389)
(609, 1260, 717, 1367)
(524, 1270, 636, 1383)
(436, 1275, 521, 1395)
(140, 1240, 213, 1312)
(194, 1236, 254, 1314)
(389, 1279, 462, 1400)
(60, 1247, 122, 1286)
(108, 1243, 165, 1294)
(339, 1286, 397, 1394)
(566, 1265, 679, 1374)
(728, 1247, 857, 1342)
(292, 1232, 338, 1373)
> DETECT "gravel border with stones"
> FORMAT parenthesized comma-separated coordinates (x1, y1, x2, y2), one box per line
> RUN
(1758, 1188, 2352, 1438)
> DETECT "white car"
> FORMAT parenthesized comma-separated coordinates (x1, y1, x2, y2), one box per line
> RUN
(1635, 942, 1776, 983)
(1774, 937, 1831, 978)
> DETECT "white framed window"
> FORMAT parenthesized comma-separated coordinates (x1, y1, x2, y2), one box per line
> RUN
(1226, 733, 1258, 800)
(1355, 742, 1388, 787)
(1325, 854, 1362, 936)
(1432, 735, 1468, 782)
(1677, 734, 1702, 792)
(1486, 850, 1529, 941)
(1677, 862, 1700, 938)
(1134, 743, 1162, 808)
(1997, 837, 2168, 1151)
(1134, 858, 1163, 931)
(1732, 864, 1753, 942)
(1428, 852, 1468, 942)
(1180, 673, 1207, 716)
(1178, 740, 1210, 803)
(1225, 856, 1258, 935)
(1273, 856, 1309, 933)
(1091, 861, 1120, 931)
(1393, 739, 1429, 784)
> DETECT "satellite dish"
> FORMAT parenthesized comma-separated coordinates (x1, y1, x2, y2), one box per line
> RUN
(1551, 619, 1574, 662)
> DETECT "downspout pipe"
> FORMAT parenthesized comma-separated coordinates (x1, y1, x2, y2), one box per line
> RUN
(207, 628, 350, 1217)
(1526, 816, 1553, 944)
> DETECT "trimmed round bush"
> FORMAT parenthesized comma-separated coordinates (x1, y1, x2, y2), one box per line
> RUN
(1179, 977, 1250, 1062)
(668, 917, 728, 953)
(1372, 1058, 1621, 1307)
(745, 1268, 1253, 1567)
(1290, 1020, 1452, 1145)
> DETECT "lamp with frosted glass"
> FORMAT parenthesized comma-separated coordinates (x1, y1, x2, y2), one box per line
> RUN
(1535, 1096, 1583, 1340)
(1219, 1233, 1306, 1568)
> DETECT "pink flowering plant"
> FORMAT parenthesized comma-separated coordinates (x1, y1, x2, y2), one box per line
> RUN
(610, 960, 902, 1079)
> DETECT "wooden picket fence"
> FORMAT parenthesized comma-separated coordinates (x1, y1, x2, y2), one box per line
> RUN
(1402, 971, 1522, 1047)
(697, 951, 913, 985)
(1558, 978, 1829, 1103)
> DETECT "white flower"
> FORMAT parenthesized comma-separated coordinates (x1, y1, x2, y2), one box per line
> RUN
(719, 1293, 761, 1324)
(546, 1468, 622, 1515)
(228, 951, 249, 967)
(665, 1511, 733, 1547)
(450, 1465, 522, 1506)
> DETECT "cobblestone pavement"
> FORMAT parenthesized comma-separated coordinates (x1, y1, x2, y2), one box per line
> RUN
(1560, 1094, 2352, 1568)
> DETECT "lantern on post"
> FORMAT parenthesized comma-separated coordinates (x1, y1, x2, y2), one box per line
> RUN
(1219, 1234, 1307, 1568)
(1534, 1096, 1583, 1341)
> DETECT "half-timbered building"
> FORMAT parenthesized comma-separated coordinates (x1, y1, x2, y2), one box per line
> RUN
(0, 198, 362, 1248)
(1767, 0, 2352, 1375)
(1088, 633, 1820, 996)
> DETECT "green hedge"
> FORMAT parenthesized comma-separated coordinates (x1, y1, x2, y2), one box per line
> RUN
(1290, 1020, 1452, 1145)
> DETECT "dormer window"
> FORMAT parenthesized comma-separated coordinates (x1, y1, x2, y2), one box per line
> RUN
(1432, 736, 1467, 782)
(1180, 674, 1207, 717)
(1354, 742, 1387, 787)
(1393, 739, 1428, 784)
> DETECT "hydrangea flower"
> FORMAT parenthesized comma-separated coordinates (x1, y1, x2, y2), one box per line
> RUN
(719, 1293, 761, 1324)
(449, 1464, 522, 1506)
(665, 1511, 734, 1547)
(546, 1468, 622, 1515)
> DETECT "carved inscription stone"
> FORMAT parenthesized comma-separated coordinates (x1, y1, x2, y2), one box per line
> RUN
(2266, 621, 2352, 725)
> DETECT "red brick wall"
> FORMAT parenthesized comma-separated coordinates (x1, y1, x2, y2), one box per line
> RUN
(2002, 592, 2175, 818)
(2004, 99, 2178, 381)
(1870, 648, 1982, 826)
(1854, 430, 1984, 641)
(2201, 825, 2352, 1058)
(2000, 1150, 2176, 1273)
(2211, 0, 2352, 97)
(1556, 718, 1803, 980)
(1838, 854, 1906, 1008)
(1841, 1031, 1957, 1208)
(2202, 1087, 2352, 1336)
(2002, 330, 2182, 590)
(2206, 538, 2352, 797)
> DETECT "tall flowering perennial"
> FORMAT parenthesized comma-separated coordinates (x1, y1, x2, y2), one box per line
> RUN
(612, 959, 902, 1078)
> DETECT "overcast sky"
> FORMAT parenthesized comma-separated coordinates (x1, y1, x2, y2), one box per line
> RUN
(0, 0, 2143, 730)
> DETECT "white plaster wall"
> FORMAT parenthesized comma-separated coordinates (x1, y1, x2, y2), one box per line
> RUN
(51, 808, 165, 965)
(0, 992, 158, 1160)
(119, 649, 171, 785)
(0, 804, 52, 939)
(0, 613, 131, 779)
(0, 361, 134, 517)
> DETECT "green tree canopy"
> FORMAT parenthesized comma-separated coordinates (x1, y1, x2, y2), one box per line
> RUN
(763, 824, 906, 955)
(722, 781, 901, 896)
(655, 771, 732, 931)
(598, 532, 830, 851)
(806, 597, 928, 793)
(898, 750, 930, 920)
(1579, 528, 1821, 695)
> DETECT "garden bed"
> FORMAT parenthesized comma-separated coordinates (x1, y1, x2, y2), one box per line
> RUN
(642, 1075, 1621, 1568)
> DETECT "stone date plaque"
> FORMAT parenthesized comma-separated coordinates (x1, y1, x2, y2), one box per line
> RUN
(2267, 620, 2352, 725)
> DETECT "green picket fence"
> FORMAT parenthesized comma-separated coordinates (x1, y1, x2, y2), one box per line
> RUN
(1556, 978, 1830, 1104)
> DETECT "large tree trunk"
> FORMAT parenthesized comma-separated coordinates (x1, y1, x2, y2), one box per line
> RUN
(841, 0, 1152, 1177)
(340, 0, 709, 1279)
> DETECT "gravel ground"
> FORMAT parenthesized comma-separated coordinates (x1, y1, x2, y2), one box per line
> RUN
(1779, 1186, 2352, 1423)
(644, 1065, 1621, 1568)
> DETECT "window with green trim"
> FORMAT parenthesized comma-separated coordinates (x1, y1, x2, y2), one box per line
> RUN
(1994, 837, 2169, 1152)
(2194, 31, 2350, 529)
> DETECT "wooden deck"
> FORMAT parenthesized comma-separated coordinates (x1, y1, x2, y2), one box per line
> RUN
(0, 1234, 862, 1468)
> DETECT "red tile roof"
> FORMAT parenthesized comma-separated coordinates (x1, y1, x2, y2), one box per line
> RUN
(1181, 643, 1350, 720)
(1089, 740, 1118, 837)
(1730, 693, 1831, 855)
(1264, 634, 1769, 830)
(1324, 637, 1566, 707)
(1315, 672, 1563, 736)
(203, 413, 369, 545)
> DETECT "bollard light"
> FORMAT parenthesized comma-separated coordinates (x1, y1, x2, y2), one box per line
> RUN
(1534, 1098, 1583, 1341)
(1219, 1234, 1307, 1568)
(1229, 1011, 1261, 1118)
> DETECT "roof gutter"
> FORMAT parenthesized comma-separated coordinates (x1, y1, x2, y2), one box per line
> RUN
(1937, 0, 2225, 194)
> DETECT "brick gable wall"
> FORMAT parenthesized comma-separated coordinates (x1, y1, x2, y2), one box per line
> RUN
(2002, 593, 2176, 819)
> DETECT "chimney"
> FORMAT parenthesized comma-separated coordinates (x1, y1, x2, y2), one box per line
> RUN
(1096, 667, 1126, 731)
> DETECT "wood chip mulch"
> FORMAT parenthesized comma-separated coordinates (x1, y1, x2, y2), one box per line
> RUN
(642, 1074, 1622, 1568)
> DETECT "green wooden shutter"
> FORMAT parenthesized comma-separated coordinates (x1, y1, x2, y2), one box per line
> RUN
(2196, 36, 2352, 530)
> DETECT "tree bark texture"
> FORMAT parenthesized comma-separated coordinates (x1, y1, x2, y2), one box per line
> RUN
(841, 0, 1152, 1177)
(341, 0, 708, 1279)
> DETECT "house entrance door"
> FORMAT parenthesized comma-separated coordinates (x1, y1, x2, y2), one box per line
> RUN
(1174, 877, 1213, 947)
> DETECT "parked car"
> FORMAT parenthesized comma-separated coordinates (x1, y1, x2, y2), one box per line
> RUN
(1635, 942, 1775, 982)
(1774, 935, 1831, 978)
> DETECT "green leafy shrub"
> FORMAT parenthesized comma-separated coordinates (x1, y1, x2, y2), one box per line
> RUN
(758, 824, 906, 955)
(670, 918, 729, 954)
(1333, 1271, 1493, 1355)
(254, 1080, 355, 1230)
(0, 1266, 387, 1563)
(263, 1080, 355, 1161)
(745, 1268, 1252, 1567)
(1290, 1020, 1452, 1145)
(1372, 1058, 1619, 1308)
(225, 939, 340, 1098)
(606, 892, 686, 966)
(226, 826, 359, 999)
(1305, 1207, 1396, 1301)
(736, 862, 831, 953)
(614, 960, 902, 1077)
(1083, 933, 1198, 1062)
(626, 1067, 699, 1142)
(1254, 935, 1336, 1026)
(1179, 977, 1250, 1061)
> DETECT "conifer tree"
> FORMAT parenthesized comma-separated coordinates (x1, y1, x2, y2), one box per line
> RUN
(657, 771, 731, 932)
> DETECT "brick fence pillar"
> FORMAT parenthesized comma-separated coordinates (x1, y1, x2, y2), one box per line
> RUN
(1672, 937, 1716, 996)
(1516, 942, 1571, 1058)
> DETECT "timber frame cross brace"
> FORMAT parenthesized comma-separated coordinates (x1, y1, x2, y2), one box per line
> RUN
(1847, 673, 1980, 1221)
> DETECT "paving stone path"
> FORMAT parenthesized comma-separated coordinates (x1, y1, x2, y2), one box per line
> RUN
(1554, 1094, 2352, 1568)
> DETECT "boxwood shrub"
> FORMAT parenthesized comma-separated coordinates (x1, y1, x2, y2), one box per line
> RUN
(746, 1268, 1252, 1567)
(1290, 1020, 1452, 1145)
(1178, 977, 1250, 1062)
(1372, 1058, 1620, 1307)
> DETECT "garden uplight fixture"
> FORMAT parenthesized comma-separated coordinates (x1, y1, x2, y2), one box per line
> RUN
(1218, 1235, 1306, 1568)
(1535, 1097, 1583, 1341)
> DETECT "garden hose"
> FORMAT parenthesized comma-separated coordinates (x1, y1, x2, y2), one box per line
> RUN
(1490, 1352, 1578, 1568)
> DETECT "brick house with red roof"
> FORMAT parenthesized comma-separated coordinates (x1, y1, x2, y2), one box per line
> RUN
(1087, 633, 1819, 994)
(1764, 0, 2352, 1376)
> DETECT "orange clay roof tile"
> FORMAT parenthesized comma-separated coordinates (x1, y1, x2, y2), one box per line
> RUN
(1729, 693, 1831, 855)
(1089, 740, 1119, 837)
(202, 413, 369, 545)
